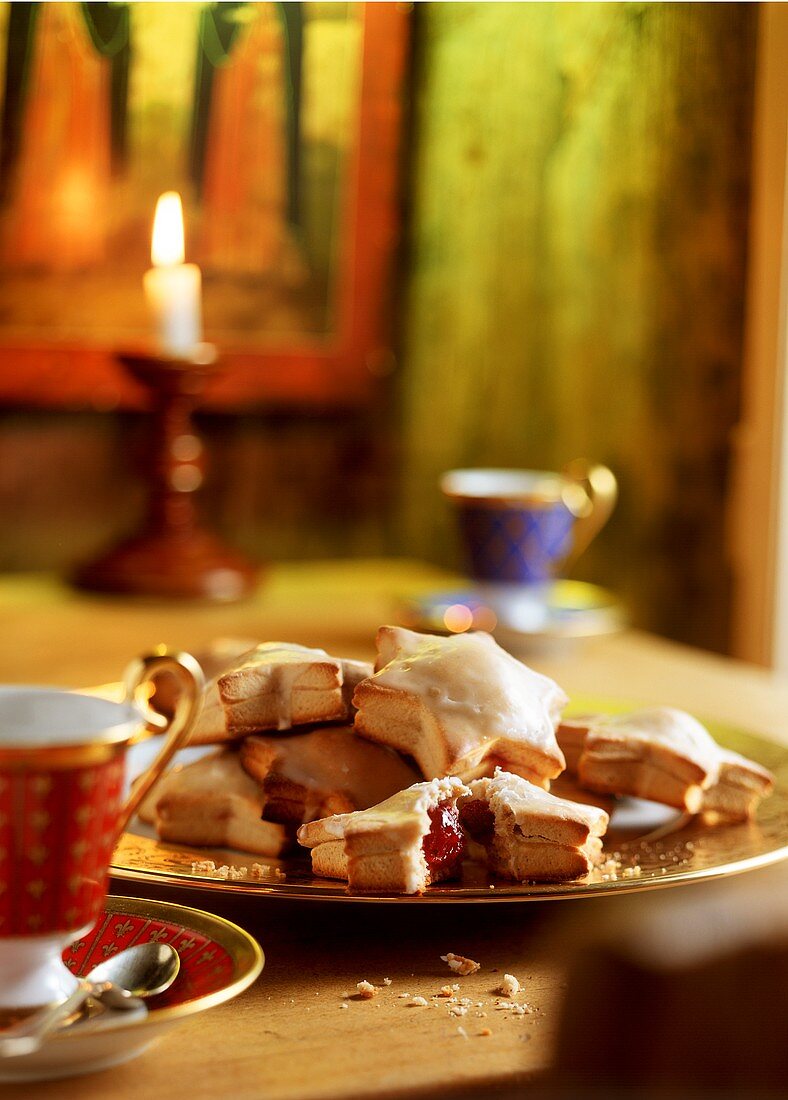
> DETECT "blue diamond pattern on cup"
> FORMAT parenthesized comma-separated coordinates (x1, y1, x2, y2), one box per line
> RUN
(460, 502, 575, 583)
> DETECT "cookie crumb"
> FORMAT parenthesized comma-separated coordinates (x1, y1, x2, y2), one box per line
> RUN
(356, 981, 377, 999)
(457, 1026, 469, 1040)
(441, 952, 480, 976)
(382, 977, 392, 986)
(339, 1003, 348, 1010)
(195, 862, 232, 879)
(479, 1027, 492, 1037)
(449, 1004, 468, 1017)
(498, 973, 521, 998)
(410, 996, 429, 1007)
(435, 985, 454, 998)
(189, 859, 247, 881)
(191, 859, 217, 875)
(249, 863, 271, 879)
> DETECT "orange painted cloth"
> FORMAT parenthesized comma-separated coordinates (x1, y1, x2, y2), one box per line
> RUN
(200, 4, 288, 277)
(1, 3, 112, 273)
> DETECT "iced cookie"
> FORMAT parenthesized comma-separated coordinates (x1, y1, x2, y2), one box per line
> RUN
(297, 777, 470, 894)
(240, 725, 419, 824)
(189, 642, 373, 745)
(459, 768, 609, 882)
(574, 706, 774, 820)
(138, 750, 289, 856)
(353, 626, 566, 785)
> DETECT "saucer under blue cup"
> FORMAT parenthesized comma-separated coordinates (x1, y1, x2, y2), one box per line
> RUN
(398, 581, 626, 646)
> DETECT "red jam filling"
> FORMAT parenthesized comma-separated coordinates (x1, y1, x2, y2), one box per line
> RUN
(459, 799, 495, 846)
(422, 800, 466, 883)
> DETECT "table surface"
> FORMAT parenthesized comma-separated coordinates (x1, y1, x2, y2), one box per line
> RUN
(3, 560, 788, 1100)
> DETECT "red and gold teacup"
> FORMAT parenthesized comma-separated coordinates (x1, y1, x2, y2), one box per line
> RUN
(0, 650, 203, 1011)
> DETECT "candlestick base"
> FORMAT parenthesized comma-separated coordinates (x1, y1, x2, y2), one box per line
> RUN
(75, 528, 258, 601)
(74, 345, 258, 602)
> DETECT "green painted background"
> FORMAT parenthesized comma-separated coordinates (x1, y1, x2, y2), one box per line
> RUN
(398, 2, 756, 651)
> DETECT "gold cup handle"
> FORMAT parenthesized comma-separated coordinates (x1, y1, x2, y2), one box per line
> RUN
(560, 459, 618, 565)
(118, 649, 204, 832)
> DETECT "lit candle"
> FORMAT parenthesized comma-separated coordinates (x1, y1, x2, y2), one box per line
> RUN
(143, 192, 202, 357)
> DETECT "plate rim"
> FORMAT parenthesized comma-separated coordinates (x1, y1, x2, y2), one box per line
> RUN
(52, 894, 264, 1039)
(109, 839, 788, 904)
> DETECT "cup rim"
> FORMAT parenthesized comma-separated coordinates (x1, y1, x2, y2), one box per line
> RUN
(440, 468, 567, 506)
(0, 687, 140, 751)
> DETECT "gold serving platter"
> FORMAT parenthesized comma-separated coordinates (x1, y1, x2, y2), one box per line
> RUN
(110, 701, 788, 904)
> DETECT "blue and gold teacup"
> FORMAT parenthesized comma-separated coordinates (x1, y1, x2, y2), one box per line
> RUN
(441, 461, 617, 586)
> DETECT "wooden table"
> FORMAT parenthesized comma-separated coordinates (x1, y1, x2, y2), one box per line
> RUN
(3, 561, 788, 1099)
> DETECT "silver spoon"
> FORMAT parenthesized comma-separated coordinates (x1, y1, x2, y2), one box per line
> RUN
(0, 942, 180, 1057)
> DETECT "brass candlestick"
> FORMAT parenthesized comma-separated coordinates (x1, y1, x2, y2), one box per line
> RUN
(75, 344, 257, 601)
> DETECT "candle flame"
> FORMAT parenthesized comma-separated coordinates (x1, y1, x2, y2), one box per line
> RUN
(151, 191, 185, 266)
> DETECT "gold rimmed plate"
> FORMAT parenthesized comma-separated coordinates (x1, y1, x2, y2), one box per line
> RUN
(110, 699, 788, 903)
(0, 895, 263, 1082)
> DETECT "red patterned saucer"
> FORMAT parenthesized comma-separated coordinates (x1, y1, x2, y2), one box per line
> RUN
(0, 895, 263, 1083)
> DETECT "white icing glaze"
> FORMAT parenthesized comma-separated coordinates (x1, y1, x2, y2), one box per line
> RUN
(300, 777, 469, 845)
(195, 637, 260, 680)
(716, 746, 772, 780)
(587, 707, 722, 778)
(150, 750, 264, 805)
(266, 728, 418, 807)
(222, 643, 341, 729)
(371, 628, 566, 762)
(469, 768, 608, 835)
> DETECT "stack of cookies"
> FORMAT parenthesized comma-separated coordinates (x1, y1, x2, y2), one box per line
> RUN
(138, 628, 774, 895)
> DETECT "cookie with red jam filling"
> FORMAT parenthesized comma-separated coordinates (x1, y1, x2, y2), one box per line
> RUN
(459, 769, 609, 883)
(296, 778, 470, 894)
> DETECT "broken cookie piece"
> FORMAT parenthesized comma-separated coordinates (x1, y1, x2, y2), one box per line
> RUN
(459, 768, 609, 883)
(297, 777, 470, 894)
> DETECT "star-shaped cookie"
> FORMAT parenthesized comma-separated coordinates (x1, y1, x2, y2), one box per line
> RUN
(188, 642, 373, 745)
(352, 626, 566, 784)
(137, 750, 289, 856)
(570, 707, 773, 818)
